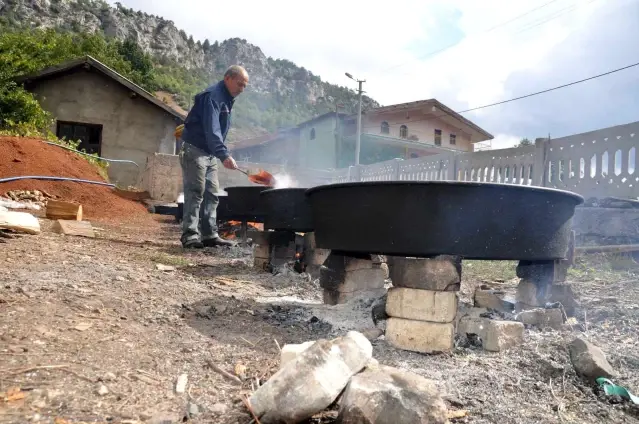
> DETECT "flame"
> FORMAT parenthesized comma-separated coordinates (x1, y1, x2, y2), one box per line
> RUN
(219, 220, 263, 239)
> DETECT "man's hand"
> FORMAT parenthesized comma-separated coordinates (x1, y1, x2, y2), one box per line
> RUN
(223, 156, 238, 170)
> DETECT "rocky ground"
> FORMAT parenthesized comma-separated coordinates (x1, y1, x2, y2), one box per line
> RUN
(1, 214, 639, 423)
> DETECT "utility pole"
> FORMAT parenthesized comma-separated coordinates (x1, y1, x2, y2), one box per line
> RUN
(345, 73, 365, 166)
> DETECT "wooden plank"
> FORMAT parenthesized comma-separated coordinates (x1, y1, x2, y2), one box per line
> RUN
(52, 219, 95, 238)
(46, 200, 82, 221)
(0, 211, 41, 234)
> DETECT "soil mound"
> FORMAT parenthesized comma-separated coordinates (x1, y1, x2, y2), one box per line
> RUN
(0, 136, 151, 223)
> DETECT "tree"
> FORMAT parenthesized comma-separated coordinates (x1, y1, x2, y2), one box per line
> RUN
(203, 39, 211, 51)
(516, 137, 533, 147)
(116, 37, 153, 80)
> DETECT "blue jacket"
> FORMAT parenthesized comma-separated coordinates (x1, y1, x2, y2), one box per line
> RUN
(181, 80, 234, 161)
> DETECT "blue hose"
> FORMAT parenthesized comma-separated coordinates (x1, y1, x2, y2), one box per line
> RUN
(0, 176, 116, 187)
(44, 141, 140, 168)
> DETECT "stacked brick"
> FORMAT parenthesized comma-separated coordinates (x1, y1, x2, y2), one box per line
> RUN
(251, 231, 297, 271)
(384, 256, 461, 353)
(302, 233, 330, 278)
(319, 252, 388, 305)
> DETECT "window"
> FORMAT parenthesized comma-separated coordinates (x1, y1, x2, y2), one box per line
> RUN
(310, 128, 316, 140)
(434, 129, 442, 146)
(450, 133, 456, 145)
(56, 121, 103, 154)
(399, 125, 408, 139)
(380, 121, 389, 134)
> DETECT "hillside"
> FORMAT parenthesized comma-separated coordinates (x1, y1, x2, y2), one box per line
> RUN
(0, 0, 380, 141)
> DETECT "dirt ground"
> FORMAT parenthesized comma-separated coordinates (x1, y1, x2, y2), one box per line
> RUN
(1, 213, 639, 424)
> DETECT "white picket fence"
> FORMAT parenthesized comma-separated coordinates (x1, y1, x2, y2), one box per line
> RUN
(329, 120, 639, 199)
(142, 120, 638, 201)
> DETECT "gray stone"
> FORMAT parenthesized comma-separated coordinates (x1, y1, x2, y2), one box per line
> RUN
(248, 331, 373, 423)
(568, 338, 617, 381)
(337, 365, 448, 424)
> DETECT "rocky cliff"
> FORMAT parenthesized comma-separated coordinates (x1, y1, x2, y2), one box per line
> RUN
(0, 0, 379, 137)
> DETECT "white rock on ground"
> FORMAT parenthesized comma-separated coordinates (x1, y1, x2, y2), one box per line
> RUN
(249, 331, 373, 423)
(280, 341, 316, 368)
(337, 364, 448, 424)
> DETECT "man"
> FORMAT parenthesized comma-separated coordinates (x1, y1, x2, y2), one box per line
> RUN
(178, 65, 249, 249)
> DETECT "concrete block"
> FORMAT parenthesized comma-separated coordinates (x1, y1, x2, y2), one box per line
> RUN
(320, 267, 387, 292)
(389, 256, 461, 291)
(385, 288, 457, 323)
(516, 308, 564, 329)
(253, 258, 269, 271)
(385, 318, 455, 353)
(474, 288, 515, 313)
(458, 317, 524, 352)
(515, 280, 541, 311)
(323, 288, 387, 306)
(253, 244, 269, 259)
(306, 248, 330, 266)
(549, 283, 579, 317)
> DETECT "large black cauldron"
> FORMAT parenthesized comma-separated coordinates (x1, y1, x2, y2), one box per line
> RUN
(305, 181, 583, 260)
(260, 188, 314, 232)
(221, 186, 269, 222)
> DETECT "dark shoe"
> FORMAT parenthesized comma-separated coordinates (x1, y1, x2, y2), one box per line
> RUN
(202, 236, 237, 247)
(182, 240, 204, 249)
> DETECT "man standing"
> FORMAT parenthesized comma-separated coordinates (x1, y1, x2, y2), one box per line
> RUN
(178, 65, 249, 249)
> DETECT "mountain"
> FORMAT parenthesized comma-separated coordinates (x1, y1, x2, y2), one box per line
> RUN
(0, 0, 380, 140)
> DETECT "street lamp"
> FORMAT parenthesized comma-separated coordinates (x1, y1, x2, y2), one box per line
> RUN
(345, 72, 365, 166)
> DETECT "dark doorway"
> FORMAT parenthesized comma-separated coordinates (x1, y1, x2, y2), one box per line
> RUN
(56, 121, 103, 155)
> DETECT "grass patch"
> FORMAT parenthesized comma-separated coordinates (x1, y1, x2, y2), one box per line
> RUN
(149, 252, 191, 267)
(569, 253, 639, 282)
(462, 260, 518, 282)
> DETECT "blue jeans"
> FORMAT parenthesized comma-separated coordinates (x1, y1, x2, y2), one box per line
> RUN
(179, 141, 220, 245)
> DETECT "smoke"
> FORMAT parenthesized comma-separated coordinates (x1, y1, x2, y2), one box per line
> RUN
(274, 173, 298, 189)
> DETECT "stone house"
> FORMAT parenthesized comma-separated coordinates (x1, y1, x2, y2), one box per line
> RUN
(19, 55, 186, 187)
(230, 99, 494, 169)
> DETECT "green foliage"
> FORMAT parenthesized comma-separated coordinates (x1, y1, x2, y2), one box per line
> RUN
(0, 0, 373, 141)
(0, 27, 154, 147)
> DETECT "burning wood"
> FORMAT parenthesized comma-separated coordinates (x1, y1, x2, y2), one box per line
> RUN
(219, 220, 263, 239)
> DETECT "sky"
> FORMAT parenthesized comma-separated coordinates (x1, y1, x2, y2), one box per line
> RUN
(110, 0, 639, 149)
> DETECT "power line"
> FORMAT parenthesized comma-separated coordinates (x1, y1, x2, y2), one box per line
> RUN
(372, 0, 583, 76)
(237, 59, 639, 147)
(356, 60, 639, 131)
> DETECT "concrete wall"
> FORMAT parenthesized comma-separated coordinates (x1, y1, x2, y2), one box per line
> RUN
(27, 69, 181, 187)
(300, 116, 338, 169)
(362, 111, 473, 152)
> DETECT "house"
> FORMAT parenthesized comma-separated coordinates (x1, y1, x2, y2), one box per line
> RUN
(18, 55, 186, 187)
(230, 99, 493, 169)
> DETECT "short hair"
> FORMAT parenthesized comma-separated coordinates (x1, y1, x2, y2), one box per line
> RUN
(224, 65, 248, 79)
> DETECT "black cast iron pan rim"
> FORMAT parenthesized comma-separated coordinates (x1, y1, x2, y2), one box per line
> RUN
(225, 185, 269, 191)
(305, 180, 584, 204)
(260, 187, 308, 195)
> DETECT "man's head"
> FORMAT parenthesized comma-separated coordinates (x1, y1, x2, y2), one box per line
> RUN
(223, 65, 249, 97)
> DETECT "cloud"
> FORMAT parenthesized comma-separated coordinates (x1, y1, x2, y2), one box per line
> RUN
(111, 0, 639, 149)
